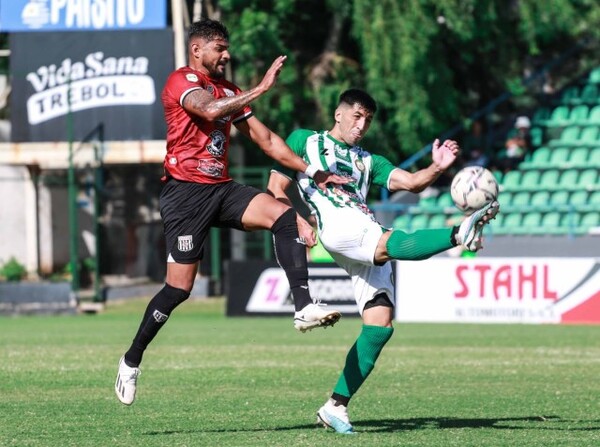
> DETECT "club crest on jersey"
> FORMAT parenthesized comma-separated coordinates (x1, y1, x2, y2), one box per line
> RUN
(334, 144, 348, 157)
(206, 130, 226, 156)
(355, 158, 365, 172)
(197, 158, 225, 177)
(186, 73, 199, 82)
(178, 235, 194, 252)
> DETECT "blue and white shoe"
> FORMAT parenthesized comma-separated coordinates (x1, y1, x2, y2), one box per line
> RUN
(456, 200, 500, 251)
(317, 400, 355, 434)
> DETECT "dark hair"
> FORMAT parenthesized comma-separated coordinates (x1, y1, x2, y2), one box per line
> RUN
(338, 89, 377, 113)
(188, 19, 229, 42)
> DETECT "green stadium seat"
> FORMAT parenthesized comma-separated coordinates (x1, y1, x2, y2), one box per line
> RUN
(549, 126, 580, 147)
(393, 214, 410, 230)
(578, 212, 600, 234)
(518, 212, 542, 234)
(437, 192, 454, 209)
(588, 67, 600, 83)
(540, 211, 561, 231)
(530, 126, 544, 147)
(555, 212, 580, 235)
(495, 212, 522, 235)
(550, 190, 570, 206)
(589, 148, 600, 166)
(578, 168, 598, 189)
(492, 169, 504, 184)
(409, 214, 430, 230)
(588, 191, 600, 208)
(530, 191, 550, 206)
(546, 105, 570, 127)
(501, 170, 522, 192)
(428, 214, 447, 228)
(560, 86, 580, 104)
(498, 191, 512, 206)
(532, 107, 551, 126)
(587, 105, 600, 124)
(548, 147, 570, 167)
(557, 169, 580, 190)
(521, 146, 551, 169)
(520, 170, 540, 190)
(568, 147, 589, 167)
(569, 190, 589, 207)
(511, 191, 530, 207)
(569, 105, 590, 125)
(578, 126, 599, 146)
(539, 169, 560, 190)
(580, 84, 599, 104)
(417, 195, 439, 211)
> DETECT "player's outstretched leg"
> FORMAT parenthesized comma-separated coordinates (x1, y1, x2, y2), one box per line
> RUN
(294, 302, 341, 332)
(115, 356, 141, 405)
(456, 200, 500, 251)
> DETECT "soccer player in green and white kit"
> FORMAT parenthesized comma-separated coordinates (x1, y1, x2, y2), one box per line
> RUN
(267, 89, 499, 434)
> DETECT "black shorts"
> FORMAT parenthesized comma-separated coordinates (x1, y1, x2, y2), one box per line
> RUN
(160, 179, 261, 263)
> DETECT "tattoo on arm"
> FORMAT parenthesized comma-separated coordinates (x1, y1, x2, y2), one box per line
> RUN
(185, 88, 260, 119)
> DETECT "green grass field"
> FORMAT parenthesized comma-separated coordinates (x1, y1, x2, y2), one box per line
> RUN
(1, 298, 599, 447)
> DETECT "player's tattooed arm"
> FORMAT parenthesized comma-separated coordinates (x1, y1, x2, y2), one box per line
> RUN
(183, 88, 259, 121)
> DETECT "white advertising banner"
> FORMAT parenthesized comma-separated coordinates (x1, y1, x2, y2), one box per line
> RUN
(395, 257, 600, 324)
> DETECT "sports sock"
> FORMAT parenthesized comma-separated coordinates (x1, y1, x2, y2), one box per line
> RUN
(386, 228, 455, 260)
(124, 283, 190, 367)
(271, 208, 312, 311)
(332, 325, 394, 401)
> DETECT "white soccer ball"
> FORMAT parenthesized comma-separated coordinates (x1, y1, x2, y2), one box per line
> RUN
(450, 166, 499, 214)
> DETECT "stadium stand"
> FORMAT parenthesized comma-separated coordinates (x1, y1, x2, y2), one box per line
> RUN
(394, 65, 600, 238)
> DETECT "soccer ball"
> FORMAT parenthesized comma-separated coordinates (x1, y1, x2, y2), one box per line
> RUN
(450, 166, 498, 214)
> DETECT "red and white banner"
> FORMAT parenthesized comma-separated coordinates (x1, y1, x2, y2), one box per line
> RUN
(395, 257, 600, 324)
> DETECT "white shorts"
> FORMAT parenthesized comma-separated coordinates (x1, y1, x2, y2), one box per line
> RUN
(317, 207, 395, 314)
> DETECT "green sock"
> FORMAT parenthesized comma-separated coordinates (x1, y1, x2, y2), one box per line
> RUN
(333, 325, 394, 399)
(386, 228, 454, 260)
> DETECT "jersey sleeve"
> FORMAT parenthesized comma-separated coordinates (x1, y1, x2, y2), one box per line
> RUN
(163, 70, 203, 106)
(271, 128, 314, 179)
(370, 153, 398, 188)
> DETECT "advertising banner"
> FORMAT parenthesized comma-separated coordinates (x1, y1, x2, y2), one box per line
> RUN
(0, 0, 166, 32)
(10, 30, 172, 142)
(226, 261, 360, 316)
(395, 257, 600, 324)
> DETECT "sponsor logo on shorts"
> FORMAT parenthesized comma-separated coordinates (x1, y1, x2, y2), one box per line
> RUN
(153, 310, 168, 323)
(295, 237, 307, 245)
(178, 235, 194, 252)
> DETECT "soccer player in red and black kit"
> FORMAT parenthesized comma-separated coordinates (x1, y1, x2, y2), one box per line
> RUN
(115, 19, 347, 406)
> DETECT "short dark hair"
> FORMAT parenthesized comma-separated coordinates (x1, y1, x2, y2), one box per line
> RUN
(188, 19, 229, 42)
(338, 89, 377, 114)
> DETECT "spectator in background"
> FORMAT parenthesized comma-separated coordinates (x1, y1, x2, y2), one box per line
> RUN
(461, 120, 490, 168)
(496, 116, 532, 172)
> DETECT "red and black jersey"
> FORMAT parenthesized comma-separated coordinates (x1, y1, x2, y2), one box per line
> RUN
(161, 67, 252, 183)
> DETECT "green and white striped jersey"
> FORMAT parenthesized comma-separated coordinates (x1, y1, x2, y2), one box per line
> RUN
(273, 129, 398, 228)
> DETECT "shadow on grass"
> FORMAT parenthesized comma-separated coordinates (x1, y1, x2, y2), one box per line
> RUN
(144, 415, 600, 435)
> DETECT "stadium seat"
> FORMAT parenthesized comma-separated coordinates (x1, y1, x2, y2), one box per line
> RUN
(557, 169, 580, 190)
(520, 170, 540, 190)
(521, 146, 551, 169)
(568, 147, 589, 167)
(546, 105, 570, 127)
(578, 212, 600, 234)
(589, 148, 600, 167)
(417, 195, 439, 211)
(548, 147, 570, 167)
(577, 168, 598, 189)
(540, 211, 561, 232)
(501, 171, 522, 191)
(530, 190, 550, 207)
(532, 107, 551, 126)
(550, 190, 570, 206)
(409, 214, 430, 230)
(560, 85, 580, 104)
(511, 191, 530, 207)
(588, 67, 600, 83)
(580, 84, 599, 104)
(587, 105, 600, 124)
(539, 169, 560, 190)
(393, 214, 410, 230)
(518, 212, 543, 234)
(588, 191, 600, 208)
(569, 105, 590, 125)
(437, 192, 454, 209)
(549, 126, 580, 147)
(428, 214, 447, 228)
(530, 126, 544, 147)
(569, 190, 589, 207)
(497, 212, 522, 234)
(578, 126, 599, 146)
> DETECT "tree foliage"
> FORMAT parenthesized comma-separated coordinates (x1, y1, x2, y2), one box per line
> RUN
(194, 0, 600, 166)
